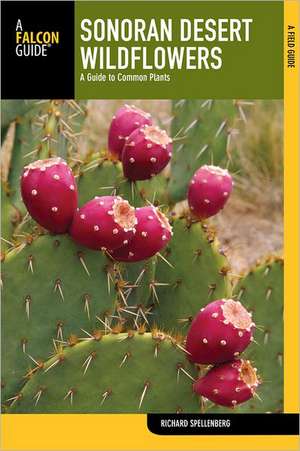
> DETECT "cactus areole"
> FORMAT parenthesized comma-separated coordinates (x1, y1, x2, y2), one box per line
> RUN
(193, 359, 260, 407)
(188, 165, 233, 219)
(186, 299, 255, 364)
(20, 157, 78, 234)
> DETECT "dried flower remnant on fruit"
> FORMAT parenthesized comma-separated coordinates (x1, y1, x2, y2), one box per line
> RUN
(221, 299, 252, 330)
(112, 198, 137, 231)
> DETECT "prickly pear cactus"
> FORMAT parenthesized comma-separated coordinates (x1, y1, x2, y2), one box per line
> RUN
(1, 100, 283, 415)
(169, 99, 252, 202)
(8, 333, 199, 413)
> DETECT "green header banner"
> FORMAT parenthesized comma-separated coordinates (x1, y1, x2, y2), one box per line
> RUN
(75, 1, 283, 99)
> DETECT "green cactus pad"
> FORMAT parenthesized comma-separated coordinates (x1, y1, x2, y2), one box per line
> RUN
(113, 258, 157, 331)
(8, 116, 37, 209)
(234, 257, 283, 413)
(1, 234, 116, 402)
(169, 99, 251, 202)
(8, 332, 200, 413)
(93, 257, 157, 333)
(119, 259, 156, 305)
(137, 174, 170, 207)
(1, 100, 37, 130)
(77, 160, 125, 206)
(150, 218, 231, 336)
(78, 158, 169, 209)
(1, 186, 16, 253)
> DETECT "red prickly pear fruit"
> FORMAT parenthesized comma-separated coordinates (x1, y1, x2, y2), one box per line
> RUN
(187, 165, 233, 219)
(108, 105, 152, 159)
(69, 196, 137, 251)
(20, 157, 78, 234)
(122, 125, 173, 181)
(193, 359, 260, 407)
(186, 299, 255, 364)
(111, 205, 173, 262)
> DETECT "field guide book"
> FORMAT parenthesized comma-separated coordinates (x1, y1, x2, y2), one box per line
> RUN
(0, 1, 299, 450)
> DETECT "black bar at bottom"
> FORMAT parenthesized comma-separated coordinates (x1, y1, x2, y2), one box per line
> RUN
(147, 413, 300, 435)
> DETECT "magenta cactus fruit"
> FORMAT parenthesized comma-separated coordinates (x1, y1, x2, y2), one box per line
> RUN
(187, 165, 233, 219)
(111, 205, 173, 262)
(186, 299, 255, 364)
(193, 359, 260, 407)
(122, 125, 173, 181)
(20, 157, 78, 234)
(108, 105, 152, 159)
(69, 196, 137, 251)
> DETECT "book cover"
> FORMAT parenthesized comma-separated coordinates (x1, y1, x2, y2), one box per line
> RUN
(1, 1, 299, 450)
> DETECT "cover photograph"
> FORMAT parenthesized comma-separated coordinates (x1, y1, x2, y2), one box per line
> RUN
(0, 1, 299, 450)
